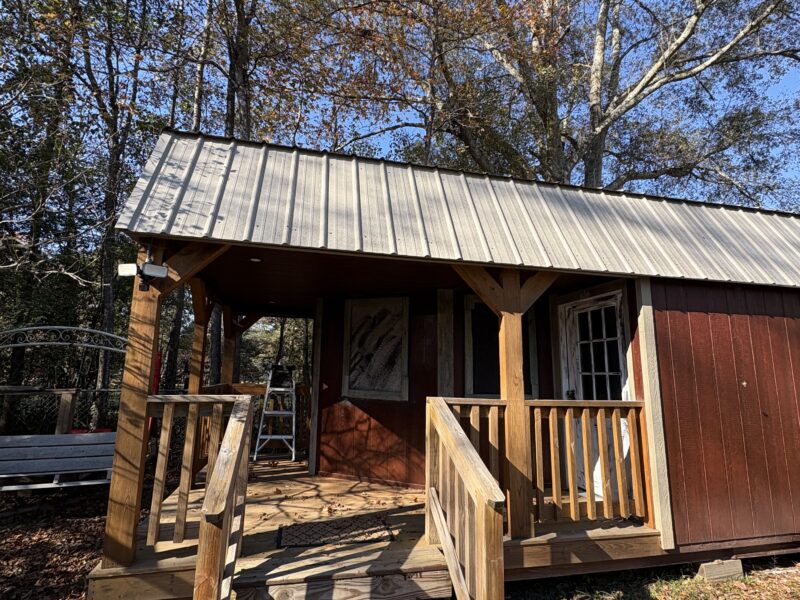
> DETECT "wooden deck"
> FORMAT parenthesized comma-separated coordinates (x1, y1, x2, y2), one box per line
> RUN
(88, 462, 451, 599)
(88, 461, 663, 599)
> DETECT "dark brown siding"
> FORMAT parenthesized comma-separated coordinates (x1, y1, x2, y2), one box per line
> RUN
(652, 279, 800, 546)
(317, 293, 437, 486)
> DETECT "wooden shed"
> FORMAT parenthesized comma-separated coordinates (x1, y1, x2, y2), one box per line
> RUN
(88, 129, 800, 599)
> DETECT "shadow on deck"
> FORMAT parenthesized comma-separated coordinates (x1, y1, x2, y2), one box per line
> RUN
(87, 462, 450, 599)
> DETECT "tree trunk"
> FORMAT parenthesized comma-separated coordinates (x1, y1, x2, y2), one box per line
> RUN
(209, 304, 222, 384)
(275, 317, 287, 365)
(583, 132, 606, 188)
(191, 0, 214, 131)
(161, 286, 185, 391)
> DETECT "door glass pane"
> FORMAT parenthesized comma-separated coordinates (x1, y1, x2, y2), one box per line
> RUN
(578, 312, 590, 341)
(606, 340, 620, 372)
(580, 342, 592, 372)
(592, 341, 606, 372)
(591, 309, 603, 339)
(594, 375, 608, 400)
(582, 374, 595, 399)
(604, 306, 617, 337)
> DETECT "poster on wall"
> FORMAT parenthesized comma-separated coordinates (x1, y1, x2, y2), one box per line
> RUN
(342, 297, 409, 401)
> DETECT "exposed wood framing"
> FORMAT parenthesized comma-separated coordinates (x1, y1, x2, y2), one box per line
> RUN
(156, 243, 230, 296)
(453, 265, 558, 538)
(437, 290, 455, 396)
(102, 246, 164, 567)
(635, 278, 675, 550)
(308, 298, 323, 475)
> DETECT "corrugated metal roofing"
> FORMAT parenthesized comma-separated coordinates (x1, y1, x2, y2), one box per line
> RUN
(117, 130, 800, 288)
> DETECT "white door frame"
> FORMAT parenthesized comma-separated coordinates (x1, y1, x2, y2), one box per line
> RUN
(557, 289, 630, 499)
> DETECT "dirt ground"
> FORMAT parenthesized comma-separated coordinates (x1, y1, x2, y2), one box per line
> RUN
(1, 487, 799, 600)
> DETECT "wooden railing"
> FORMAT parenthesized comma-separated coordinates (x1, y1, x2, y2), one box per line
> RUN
(194, 396, 253, 600)
(144, 394, 253, 600)
(426, 396, 505, 600)
(444, 398, 649, 526)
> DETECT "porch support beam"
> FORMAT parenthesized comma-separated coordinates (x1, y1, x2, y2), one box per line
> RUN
(155, 242, 230, 296)
(453, 265, 559, 538)
(102, 245, 164, 567)
(308, 298, 323, 475)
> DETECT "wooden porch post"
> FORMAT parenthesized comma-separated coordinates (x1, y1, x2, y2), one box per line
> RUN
(454, 266, 558, 539)
(102, 246, 163, 567)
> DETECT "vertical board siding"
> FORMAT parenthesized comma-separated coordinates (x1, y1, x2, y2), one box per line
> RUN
(653, 280, 800, 546)
(318, 294, 436, 486)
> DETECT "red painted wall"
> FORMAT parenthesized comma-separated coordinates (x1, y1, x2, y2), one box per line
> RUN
(652, 279, 800, 547)
(317, 293, 437, 486)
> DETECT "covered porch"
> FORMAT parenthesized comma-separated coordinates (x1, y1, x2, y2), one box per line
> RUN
(90, 236, 672, 599)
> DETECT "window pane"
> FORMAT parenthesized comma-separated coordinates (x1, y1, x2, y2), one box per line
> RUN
(578, 312, 590, 341)
(580, 342, 592, 372)
(595, 375, 609, 400)
(591, 309, 603, 339)
(582, 374, 595, 399)
(592, 341, 606, 372)
(606, 340, 620, 372)
(604, 306, 618, 337)
(609, 375, 622, 399)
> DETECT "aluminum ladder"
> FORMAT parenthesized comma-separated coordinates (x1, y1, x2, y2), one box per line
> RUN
(252, 364, 296, 461)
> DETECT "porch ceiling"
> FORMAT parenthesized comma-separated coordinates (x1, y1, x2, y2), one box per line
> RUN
(174, 242, 606, 316)
(118, 129, 800, 289)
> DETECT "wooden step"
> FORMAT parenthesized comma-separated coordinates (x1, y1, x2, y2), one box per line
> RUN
(232, 544, 451, 599)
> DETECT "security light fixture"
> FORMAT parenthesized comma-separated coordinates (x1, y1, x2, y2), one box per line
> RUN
(118, 259, 169, 291)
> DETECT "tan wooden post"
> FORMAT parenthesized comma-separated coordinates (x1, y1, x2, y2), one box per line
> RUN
(102, 245, 163, 567)
(55, 389, 77, 434)
(454, 265, 558, 539)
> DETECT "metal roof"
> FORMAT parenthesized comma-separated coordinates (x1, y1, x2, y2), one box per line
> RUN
(117, 130, 800, 288)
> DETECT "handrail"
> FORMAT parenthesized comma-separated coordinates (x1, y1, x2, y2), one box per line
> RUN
(443, 396, 643, 409)
(201, 398, 251, 523)
(194, 396, 253, 600)
(429, 397, 505, 509)
(426, 396, 505, 600)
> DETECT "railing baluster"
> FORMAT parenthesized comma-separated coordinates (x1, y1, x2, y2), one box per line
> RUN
(565, 408, 579, 521)
(488, 405, 500, 482)
(174, 402, 200, 543)
(147, 402, 175, 546)
(627, 408, 646, 518)
(596, 408, 613, 519)
(549, 408, 561, 513)
(534, 407, 544, 522)
(611, 408, 630, 518)
(469, 405, 480, 451)
(581, 408, 596, 520)
(207, 402, 224, 481)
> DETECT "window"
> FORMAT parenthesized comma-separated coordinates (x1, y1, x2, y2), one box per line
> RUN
(342, 297, 409, 401)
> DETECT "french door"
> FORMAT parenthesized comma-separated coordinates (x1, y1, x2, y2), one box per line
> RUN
(559, 291, 630, 500)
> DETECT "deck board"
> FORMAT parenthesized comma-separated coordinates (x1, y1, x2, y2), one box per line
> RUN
(89, 462, 448, 599)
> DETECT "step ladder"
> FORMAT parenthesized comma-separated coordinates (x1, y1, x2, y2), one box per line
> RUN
(252, 364, 296, 461)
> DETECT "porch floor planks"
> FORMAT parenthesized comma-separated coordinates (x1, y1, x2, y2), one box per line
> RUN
(89, 462, 449, 600)
(89, 462, 665, 600)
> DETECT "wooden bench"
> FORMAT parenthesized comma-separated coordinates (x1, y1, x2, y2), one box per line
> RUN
(0, 432, 116, 491)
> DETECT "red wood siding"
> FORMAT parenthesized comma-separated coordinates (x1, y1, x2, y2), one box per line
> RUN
(317, 293, 436, 486)
(652, 279, 800, 546)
